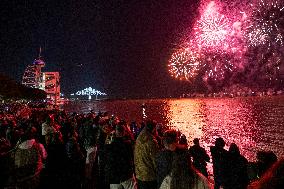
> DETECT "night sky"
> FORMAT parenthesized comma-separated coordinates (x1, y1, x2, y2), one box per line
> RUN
(0, 0, 201, 98)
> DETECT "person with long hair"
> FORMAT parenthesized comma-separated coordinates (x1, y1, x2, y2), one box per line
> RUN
(157, 129, 213, 189)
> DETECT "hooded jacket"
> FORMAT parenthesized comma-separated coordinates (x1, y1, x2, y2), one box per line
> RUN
(134, 128, 159, 181)
(14, 139, 46, 181)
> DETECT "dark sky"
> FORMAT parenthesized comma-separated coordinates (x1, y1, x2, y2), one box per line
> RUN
(0, 0, 200, 98)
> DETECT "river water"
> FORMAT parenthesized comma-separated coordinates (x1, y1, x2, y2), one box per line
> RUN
(63, 96, 284, 164)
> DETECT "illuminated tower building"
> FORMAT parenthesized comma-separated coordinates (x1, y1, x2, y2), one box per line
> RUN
(22, 48, 45, 89)
(22, 48, 61, 104)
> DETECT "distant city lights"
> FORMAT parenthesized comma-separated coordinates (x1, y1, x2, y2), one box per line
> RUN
(71, 87, 107, 100)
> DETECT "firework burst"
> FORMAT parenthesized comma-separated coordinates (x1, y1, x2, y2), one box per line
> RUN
(194, 1, 232, 52)
(168, 48, 201, 81)
(167, 0, 284, 91)
(202, 53, 238, 82)
(245, 0, 284, 47)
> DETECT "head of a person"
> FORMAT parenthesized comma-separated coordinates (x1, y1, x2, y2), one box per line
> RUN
(103, 112, 109, 117)
(115, 124, 125, 137)
(145, 119, 157, 134)
(163, 129, 178, 150)
(193, 138, 200, 146)
(229, 143, 240, 155)
(52, 131, 63, 144)
(179, 134, 188, 145)
(46, 114, 55, 124)
(215, 137, 225, 148)
(118, 120, 127, 127)
(257, 151, 278, 166)
(22, 126, 37, 141)
(65, 122, 77, 138)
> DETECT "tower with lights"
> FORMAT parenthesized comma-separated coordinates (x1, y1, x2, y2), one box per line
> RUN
(22, 48, 45, 89)
(22, 48, 61, 104)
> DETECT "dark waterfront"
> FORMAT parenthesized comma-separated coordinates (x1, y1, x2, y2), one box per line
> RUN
(63, 96, 284, 163)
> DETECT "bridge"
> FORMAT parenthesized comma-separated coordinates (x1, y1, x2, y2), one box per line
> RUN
(71, 87, 107, 100)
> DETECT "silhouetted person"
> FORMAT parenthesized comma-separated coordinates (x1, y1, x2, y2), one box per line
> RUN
(0, 127, 11, 189)
(247, 151, 278, 182)
(179, 134, 188, 146)
(189, 138, 210, 177)
(130, 121, 139, 139)
(156, 130, 212, 189)
(248, 158, 284, 189)
(94, 122, 109, 189)
(224, 143, 249, 189)
(256, 151, 278, 178)
(44, 131, 67, 188)
(105, 124, 136, 189)
(65, 127, 85, 189)
(210, 137, 229, 189)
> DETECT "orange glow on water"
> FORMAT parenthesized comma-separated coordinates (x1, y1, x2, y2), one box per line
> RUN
(164, 99, 206, 144)
(163, 98, 258, 161)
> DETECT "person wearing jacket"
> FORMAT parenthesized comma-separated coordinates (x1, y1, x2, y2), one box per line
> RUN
(189, 138, 210, 177)
(134, 120, 160, 189)
(224, 143, 248, 189)
(210, 137, 229, 189)
(65, 126, 85, 189)
(105, 124, 136, 189)
(157, 130, 213, 189)
(14, 127, 47, 189)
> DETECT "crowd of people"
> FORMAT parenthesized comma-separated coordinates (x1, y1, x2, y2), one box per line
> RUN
(0, 102, 283, 189)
